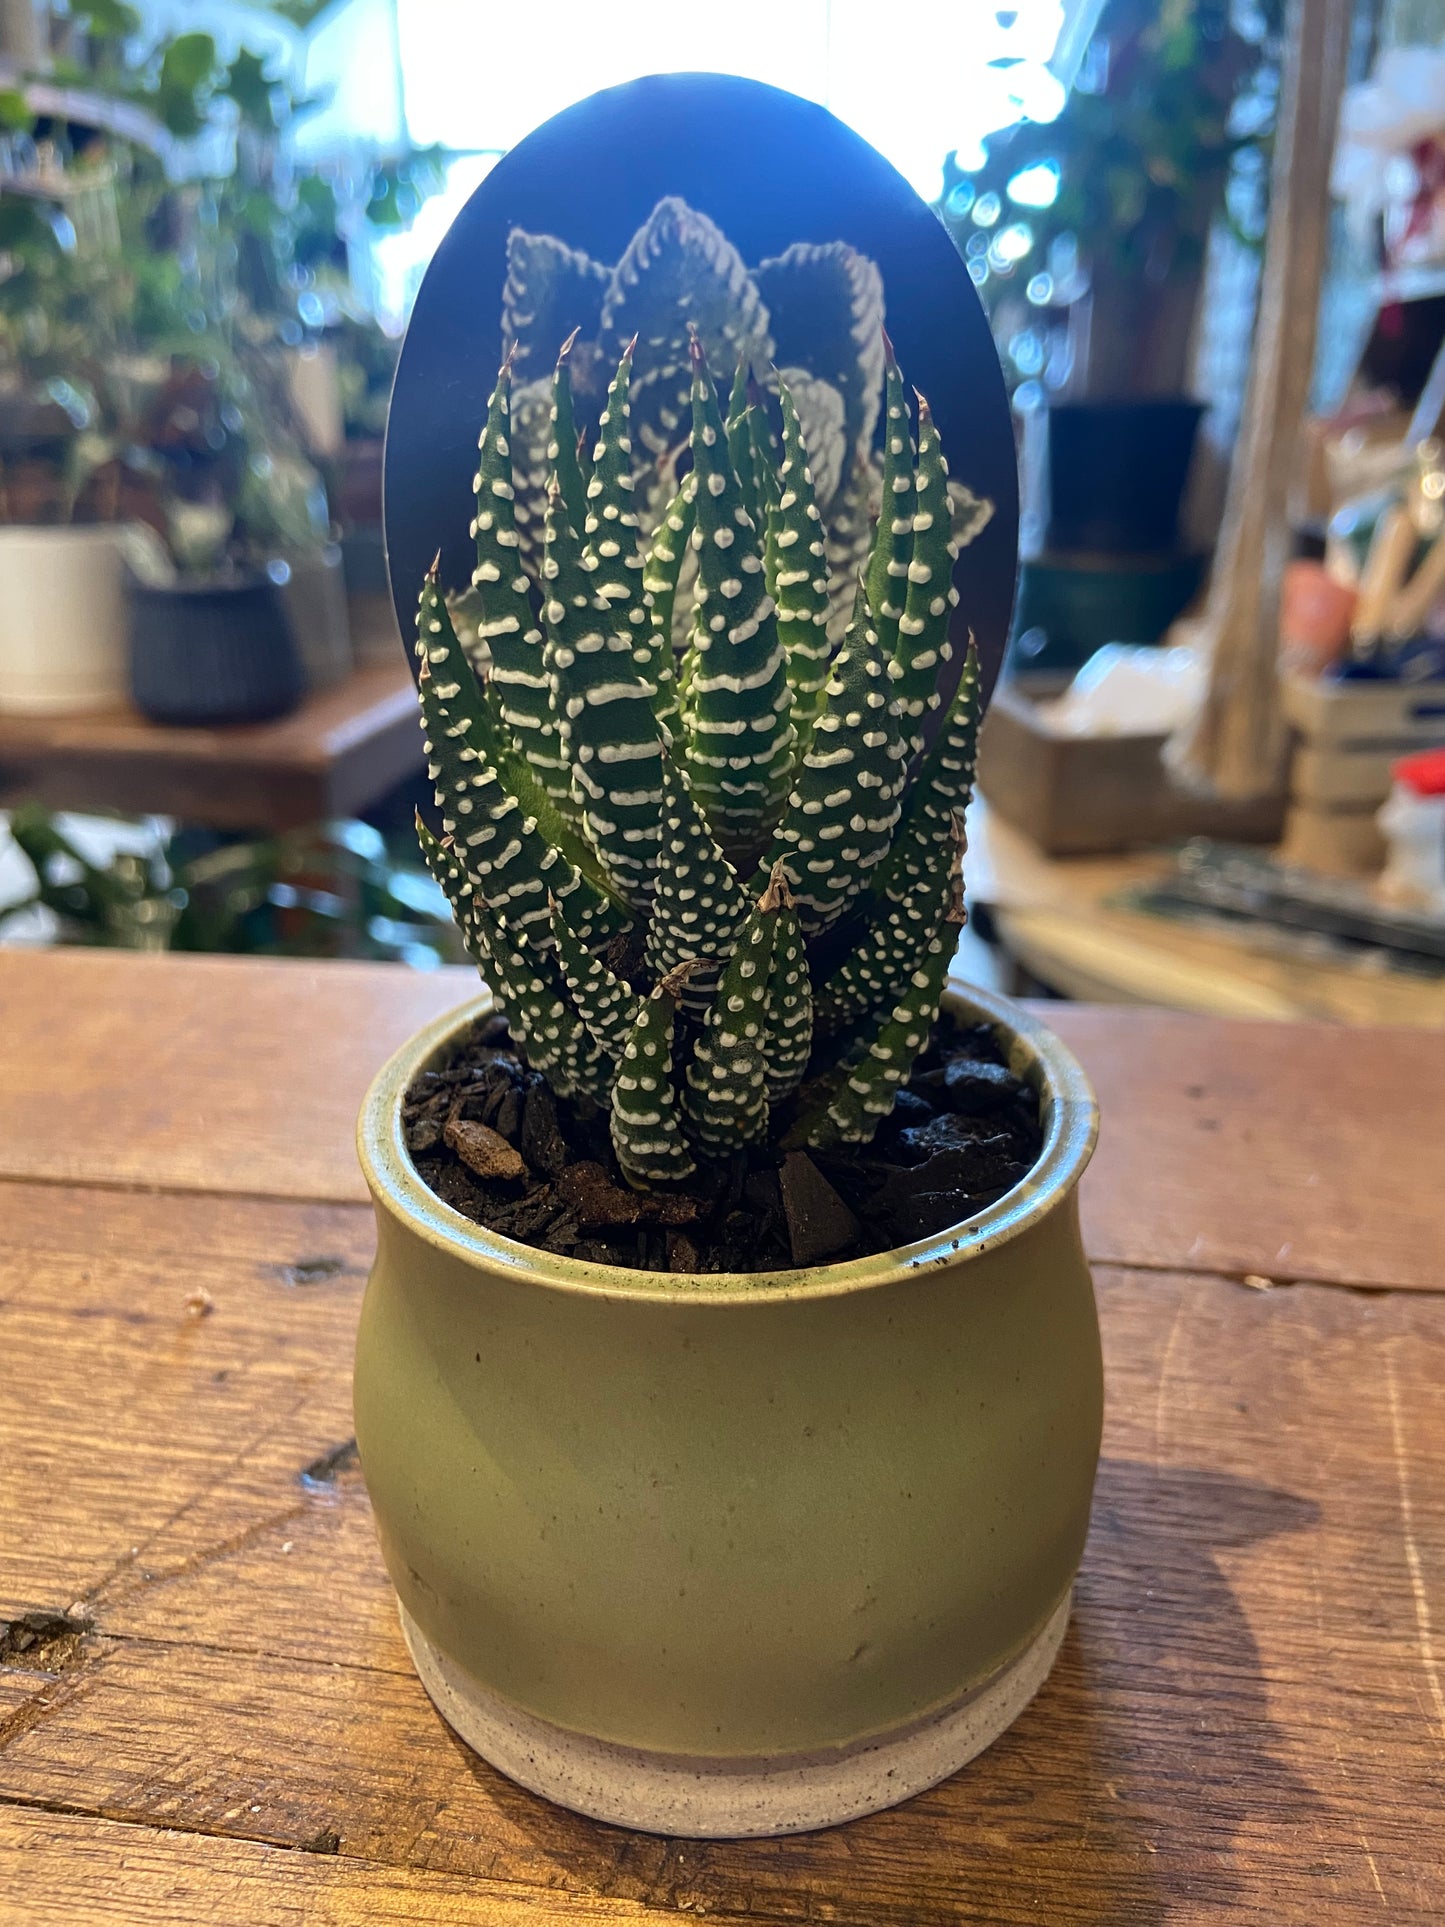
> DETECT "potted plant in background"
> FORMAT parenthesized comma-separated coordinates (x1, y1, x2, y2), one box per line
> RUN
(0, 115, 144, 713)
(947, 0, 1281, 666)
(354, 325, 1102, 1836)
(1, 8, 380, 719)
(124, 346, 330, 726)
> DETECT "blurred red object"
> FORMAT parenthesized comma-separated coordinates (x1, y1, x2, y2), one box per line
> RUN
(1280, 560, 1357, 675)
(1394, 747, 1445, 795)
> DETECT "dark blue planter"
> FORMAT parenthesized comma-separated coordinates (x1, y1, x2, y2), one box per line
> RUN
(128, 576, 304, 727)
(1046, 399, 1204, 556)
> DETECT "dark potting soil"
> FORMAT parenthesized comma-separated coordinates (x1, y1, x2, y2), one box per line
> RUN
(402, 1014, 1044, 1276)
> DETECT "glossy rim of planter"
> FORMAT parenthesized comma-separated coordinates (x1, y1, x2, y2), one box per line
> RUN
(357, 978, 1097, 1302)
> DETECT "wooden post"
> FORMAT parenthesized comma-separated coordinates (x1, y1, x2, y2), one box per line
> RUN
(1169, 0, 1354, 800)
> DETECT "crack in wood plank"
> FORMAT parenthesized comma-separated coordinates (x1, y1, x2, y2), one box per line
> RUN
(1383, 1345, 1445, 1747)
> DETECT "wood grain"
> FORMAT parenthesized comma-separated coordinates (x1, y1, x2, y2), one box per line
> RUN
(0, 950, 472, 1203)
(1061, 1004, 1445, 1290)
(2, 948, 1442, 1288)
(0, 660, 423, 831)
(0, 1183, 376, 1628)
(4, 1185, 1444, 1924)
(0, 1807, 754, 1926)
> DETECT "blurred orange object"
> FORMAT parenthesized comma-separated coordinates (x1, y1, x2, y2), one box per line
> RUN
(1280, 560, 1357, 675)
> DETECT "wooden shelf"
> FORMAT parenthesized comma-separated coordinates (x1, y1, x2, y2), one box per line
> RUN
(0, 660, 422, 831)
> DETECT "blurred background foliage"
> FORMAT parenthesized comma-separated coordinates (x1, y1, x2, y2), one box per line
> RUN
(943, 0, 1285, 402)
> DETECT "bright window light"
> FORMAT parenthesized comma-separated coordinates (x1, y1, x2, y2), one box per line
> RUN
(395, 0, 1069, 204)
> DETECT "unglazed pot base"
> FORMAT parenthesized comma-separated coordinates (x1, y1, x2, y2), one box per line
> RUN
(400, 1590, 1071, 1838)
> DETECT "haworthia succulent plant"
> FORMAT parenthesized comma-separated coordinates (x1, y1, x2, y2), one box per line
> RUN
(639, 470, 695, 730)
(551, 898, 641, 1062)
(864, 334, 916, 663)
(766, 379, 832, 745)
(891, 395, 961, 758)
(682, 866, 795, 1155)
(761, 581, 907, 936)
(541, 478, 665, 905)
(470, 353, 570, 811)
(643, 757, 749, 1002)
(683, 333, 794, 854)
(550, 330, 592, 541)
(583, 335, 649, 646)
(416, 327, 985, 1196)
(791, 818, 969, 1147)
(414, 572, 619, 950)
(611, 971, 697, 1187)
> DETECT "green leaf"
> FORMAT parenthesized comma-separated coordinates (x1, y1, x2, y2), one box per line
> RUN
(864, 337, 915, 661)
(471, 352, 574, 816)
(74, 0, 142, 37)
(541, 474, 666, 906)
(683, 334, 794, 855)
(891, 393, 962, 758)
(0, 90, 35, 134)
(682, 869, 795, 1155)
(223, 49, 281, 133)
(611, 981, 697, 1187)
(761, 581, 907, 938)
(643, 756, 749, 1008)
(766, 376, 832, 747)
(414, 572, 621, 951)
(155, 32, 218, 137)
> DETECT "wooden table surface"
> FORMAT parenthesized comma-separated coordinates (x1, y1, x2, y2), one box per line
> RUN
(0, 660, 422, 833)
(969, 799, 1445, 1028)
(1, 948, 1442, 1924)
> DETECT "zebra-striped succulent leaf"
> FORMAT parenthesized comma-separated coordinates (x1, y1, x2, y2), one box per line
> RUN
(413, 326, 986, 1200)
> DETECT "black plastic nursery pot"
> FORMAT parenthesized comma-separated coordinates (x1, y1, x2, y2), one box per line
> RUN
(1046, 398, 1204, 557)
(128, 575, 305, 726)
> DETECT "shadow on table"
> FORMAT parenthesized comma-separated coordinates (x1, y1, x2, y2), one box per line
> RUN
(455, 1458, 1320, 1926)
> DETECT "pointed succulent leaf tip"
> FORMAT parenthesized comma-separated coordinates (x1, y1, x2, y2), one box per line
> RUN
(643, 755, 750, 1010)
(864, 334, 916, 662)
(759, 863, 813, 1105)
(414, 574, 621, 952)
(682, 869, 790, 1155)
(794, 820, 968, 1150)
(760, 577, 908, 938)
(870, 633, 980, 911)
(584, 341, 650, 645)
(725, 357, 762, 527)
(892, 392, 961, 758)
(549, 328, 591, 538)
(639, 469, 696, 733)
(541, 475, 665, 905)
(766, 375, 832, 748)
(683, 331, 795, 853)
(550, 895, 641, 1062)
(748, 383, 783, 528)
(610, 968, 698, 1189)
(472, 353, 572, 811)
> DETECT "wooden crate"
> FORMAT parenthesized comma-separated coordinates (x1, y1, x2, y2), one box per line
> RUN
(1281, 671, 1445, 876)
(978, 682, 1283, 856)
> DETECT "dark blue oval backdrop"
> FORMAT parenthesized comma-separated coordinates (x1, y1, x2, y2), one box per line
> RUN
(384, 72, 1019, 714)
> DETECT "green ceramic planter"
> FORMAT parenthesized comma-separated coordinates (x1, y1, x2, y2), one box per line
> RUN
(354, 982, 1102, 1836)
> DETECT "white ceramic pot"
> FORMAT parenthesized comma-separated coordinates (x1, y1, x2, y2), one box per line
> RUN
(0, 525, 129, 715)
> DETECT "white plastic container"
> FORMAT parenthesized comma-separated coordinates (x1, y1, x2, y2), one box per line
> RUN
(0, 525, 129, 715)
(1377, 749, 1445, 912)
